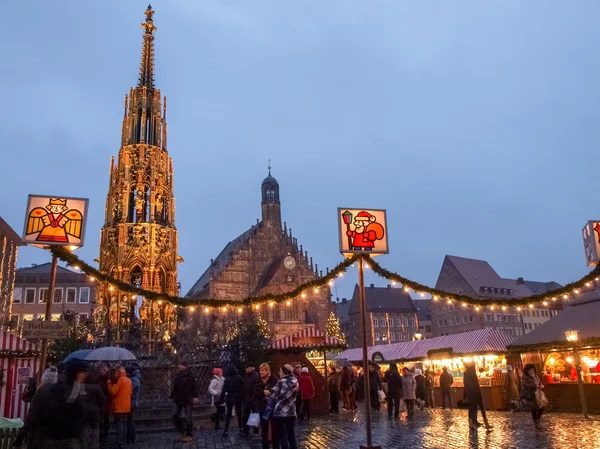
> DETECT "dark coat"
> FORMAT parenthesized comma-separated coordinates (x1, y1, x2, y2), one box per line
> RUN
(220, 365, 245, 405)
(440, 371, 453, 391)
(253, 373, 279, 412)
(328, 371, 341, 393)
(340, 368, 354, 391)
(463, 368, 482, 404)
(83, 383, 105, 427)
(170, 369, 198, 406)
(384, 369, 402, 396)
(97, 373, 111, 415)
(415, 374, 427, 400)
(368, 370, 381, 394)
(243, 369, 260, 408)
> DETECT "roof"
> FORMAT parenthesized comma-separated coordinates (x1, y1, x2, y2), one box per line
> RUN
(413, 299, 432, 321)
(0, 216, 22, 245)
(0, 330, 38, 353)
(262, 173, 278, 185)
(272, 326, 338, 350)
(508, 295, 600, 350)
(348, 285, 418, 315)
(17, 263, 78, 275)
(186, 225, 257, 297)
(441, 255, 558, 298)
(334, 299, 352, 323)
(336, 328, 516, 363)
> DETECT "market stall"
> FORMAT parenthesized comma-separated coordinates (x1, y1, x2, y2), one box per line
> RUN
(336, 328, 515, 410)
(508, 293, 600, 412)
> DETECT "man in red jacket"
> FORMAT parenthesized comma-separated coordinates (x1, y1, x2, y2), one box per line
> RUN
(298, 367, 315, 421)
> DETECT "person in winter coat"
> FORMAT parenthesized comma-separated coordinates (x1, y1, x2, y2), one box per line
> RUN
(108, 366, 133, 449)
(253, 363, 279, 449)
(208, 368, 225, 430)
(81, 367, 105, 449)
(440, 366, 453, 409)
(414, 368, 427, 410)
(384, 363, 402, 418)
(243, 363, 261, 435)
(97, 363, 112, 445)
(292, 364, 303, 416)
(219, 364, 245, 437)
(425, 369, 435, 408)
(170, 361, 198, 442)
(298, 367, 315, 420)
(368, 365, 382, 411)
(266, 364, 298, 449)
(401, 367, 417, 418)
(340, 366, 355, 411)
(504, 365, 520, 411)
(126, 365, 141, 444)
(327, 366, 341, 413)
(464, 363, 492, 430)
(355, 370, 365, 403)
(521, 364, 546, 430)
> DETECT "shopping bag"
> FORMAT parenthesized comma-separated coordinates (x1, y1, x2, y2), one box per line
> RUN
(262, 397, 276, 420)
(378, 390, 386, 402)
(535, 390, 549, 409)
(247, 412, 261, 428)
(398, 399, 407, 413)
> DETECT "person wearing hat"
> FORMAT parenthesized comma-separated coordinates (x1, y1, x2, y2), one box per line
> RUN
(243, 362, 260, 435)
(219, 364, 245, 438)
(126, 364, 142, 444)
(170, 361, 198, 442)
(208, 368, 225, 429)
(297, 367, 315, 421)
(265, 364, 299, 449)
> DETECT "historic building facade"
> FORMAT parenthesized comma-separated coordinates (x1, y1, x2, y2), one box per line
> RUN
(186, 170, 332, 340)
(97, 7, 181, 339)
(0, 217, 21, 326)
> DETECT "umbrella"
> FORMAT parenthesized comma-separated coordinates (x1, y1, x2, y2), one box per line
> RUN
(333, 358, 354, 368)
(63, 349, 94, 363)
(84, 347, 137, 362)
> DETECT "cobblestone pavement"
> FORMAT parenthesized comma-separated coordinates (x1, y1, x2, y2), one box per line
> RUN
(130, 408, 600, 449)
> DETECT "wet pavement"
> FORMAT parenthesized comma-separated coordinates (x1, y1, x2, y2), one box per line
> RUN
(129, 408, 600, 449)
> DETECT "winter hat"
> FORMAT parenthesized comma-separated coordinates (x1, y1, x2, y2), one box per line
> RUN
(414, 368, 422, 376)
(41, 366, 58, 386)
(213, 368, 223, 376)
(282, 364, 294, 375)
(301, 367, 309, 373)
(356, 211, 376, 222)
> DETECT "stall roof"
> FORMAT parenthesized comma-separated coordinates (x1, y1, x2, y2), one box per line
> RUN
(272, 326, 339, 350)
(335, 328, 515, 363)
(508, 295, 600, 351)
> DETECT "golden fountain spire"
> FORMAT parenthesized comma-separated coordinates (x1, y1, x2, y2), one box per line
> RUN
(138, 4, 156, 88)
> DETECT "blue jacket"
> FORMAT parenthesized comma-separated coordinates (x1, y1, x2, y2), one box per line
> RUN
(130, 369, 142, 409)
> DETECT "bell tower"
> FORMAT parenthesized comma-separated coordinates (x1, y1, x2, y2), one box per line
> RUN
(261, 164, 281, 231)
(97, 5, 181, 341)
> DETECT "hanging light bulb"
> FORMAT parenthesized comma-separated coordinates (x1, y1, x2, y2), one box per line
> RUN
(328, 280, 333, 287)
(222, 307, 227, 312)
(490, 305, 495, 310)
(255, 304, 260, 310)
(433, 296, 439, 301)
(528, 304, 534, 309)
(462, 302, 467, 308)
(517, 306, 522, 311)
(391, 281, 396, 286)
(238, 307, 243, 313)
(301, 293, 307, 298)
(204, 307, 210, 313)
(190, 306, 196, 312)
(109, 286, 114, 291)
(286, 300, 291, 306)
(403, 286, 410, 292)
(419, 292, 425, 298)
(314, 287, 320, 293)
(475, 306, 480, 311)
(574, 289, 580, 294)
(543, 301, 548, 306)
(269, 302, 275, 308)
(89, 276, 95, 281)
(502, 306, 507, 311)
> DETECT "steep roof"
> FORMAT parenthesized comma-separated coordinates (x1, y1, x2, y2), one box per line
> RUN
(508, 293, 600, 350)
(17, 263, 76, 275)
(0, 216, 22, 245)
(524, 280, 563, 295)
(185, 225, 257, 297)
(349, 285, 418, 315)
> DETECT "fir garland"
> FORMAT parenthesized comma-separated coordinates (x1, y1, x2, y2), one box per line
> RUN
(362, 254, 600, 308)
(50, 246, 359, 309)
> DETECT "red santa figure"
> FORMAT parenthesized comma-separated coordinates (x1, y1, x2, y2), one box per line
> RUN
(346, 211, 385, 251)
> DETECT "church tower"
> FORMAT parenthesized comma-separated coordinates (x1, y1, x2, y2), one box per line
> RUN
(261, 165, 281, 231)
(97, 6, 180, 340)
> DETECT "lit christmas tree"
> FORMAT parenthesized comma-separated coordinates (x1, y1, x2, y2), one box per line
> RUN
(326, 311, 346, 345)
(257, 317, 272, 339)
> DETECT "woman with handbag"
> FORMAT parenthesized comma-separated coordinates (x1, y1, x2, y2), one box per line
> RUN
(254, 363, 279, 449)
(521, 364, 548, 430)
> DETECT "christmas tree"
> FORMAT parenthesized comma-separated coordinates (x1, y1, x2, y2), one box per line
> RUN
(326, 311, 346, 345)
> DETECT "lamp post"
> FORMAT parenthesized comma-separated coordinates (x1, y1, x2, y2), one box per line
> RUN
(565, 330, 588, 418)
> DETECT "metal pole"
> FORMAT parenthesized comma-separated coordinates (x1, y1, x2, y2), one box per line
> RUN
(116, 291, 121, 344)
(38, 253, 58, 384)
(358, 257, 375, 448)
(574, 349, 589, 418)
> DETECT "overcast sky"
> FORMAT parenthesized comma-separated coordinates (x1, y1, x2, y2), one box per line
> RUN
(2, 1, 600, 300)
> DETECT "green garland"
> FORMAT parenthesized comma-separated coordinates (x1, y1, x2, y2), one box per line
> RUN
(363, 254, 600, 308)
(50, 246, 359, 309)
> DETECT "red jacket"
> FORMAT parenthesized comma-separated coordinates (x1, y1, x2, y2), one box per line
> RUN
(298, 372, 315, 400)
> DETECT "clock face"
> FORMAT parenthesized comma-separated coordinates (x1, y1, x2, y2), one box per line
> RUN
(283, 256, 296, 270)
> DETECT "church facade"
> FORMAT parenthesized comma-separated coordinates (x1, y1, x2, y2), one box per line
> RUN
(186, 171, 332, 339)
(96, 6, 181, 340)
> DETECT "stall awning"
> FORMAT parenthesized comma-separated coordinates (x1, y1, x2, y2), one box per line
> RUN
(273, 327, 339, 350)
(0, 330, 38, 354)
(335, 328, 515, 363)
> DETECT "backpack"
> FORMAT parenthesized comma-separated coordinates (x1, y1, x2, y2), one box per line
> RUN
(21, 377, 36, 403)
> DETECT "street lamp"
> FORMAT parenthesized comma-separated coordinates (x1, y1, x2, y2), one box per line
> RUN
(565, 330, 588, 418)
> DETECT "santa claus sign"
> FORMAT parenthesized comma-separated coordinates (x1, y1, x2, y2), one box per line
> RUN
(338, 208, 388, 255)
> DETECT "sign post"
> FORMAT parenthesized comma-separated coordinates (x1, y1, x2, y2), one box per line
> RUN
(21, 194, 89, 382)
(338, 208, 387, 449)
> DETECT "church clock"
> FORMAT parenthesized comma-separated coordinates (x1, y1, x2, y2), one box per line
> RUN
(283, 256, 296, 270)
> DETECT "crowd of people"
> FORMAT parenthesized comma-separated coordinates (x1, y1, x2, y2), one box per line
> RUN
(15, 361, 141, 449)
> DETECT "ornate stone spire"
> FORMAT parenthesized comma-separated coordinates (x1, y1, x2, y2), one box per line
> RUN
(138, 5, 156, 88)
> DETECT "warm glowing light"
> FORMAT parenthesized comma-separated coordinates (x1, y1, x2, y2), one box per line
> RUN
(286, 300, 291, 306)
(475, 306, 480, 311)
(574, 289, 580, 294)
(552, 297, 557, 301)
(543, 301, 548, 306)
(447, 299, 452, 304)
(222, 307, 227, 312)
(131, 295, 136, 299)
(189, 306, 196, 312)
(338, 272, 343, 277)
(517, 306, 522, 311)
(463, 357, 473, 363)
(314, 288, 320, 293)
(204, 307, 209, 313)
(68, 245, 79, 251)
(433, 296, 439, 301)
(365, 264, 370, 269)
(269, 302, 275, 308)
(238, 307, 243, 313)
(529, 304, 534, 309)
(565, 330, 579, 342)
(566, 356, 574, 364)
(301, 293, 307, 298)
(391, 281, 396, 286)
(157, 300, 163, 305)
(563, 295, 569, 300)
(586, 282, 591, 287)
(403, 286, 410, 292)
(328, 280, 333, 286)
(89, 277, 95, 281)
(72, 265, 80, 271)
(502, 306, 507, 311)
(109, 286, 114, 291)
(255, 304, 260, 310)
(490, 305, 495, 310)
(462, 302, 467, 308)
(548, 358, 555, 365)
(419, 292, 425, 297)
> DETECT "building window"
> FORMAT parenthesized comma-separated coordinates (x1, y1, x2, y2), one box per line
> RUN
(66, 288, 76, 304)
(455, 317, 460, 325)
(462, 316, 467, 324)
(39, 288, 49, 304)
(390, 333, 396, 342)
(13, 288, 22, 304)
(79, 288, 90, 304)
(469, 315, 473, 323)
(373, 318, 379, 327)
(10, 314, 19, 325)
(442, 307, 447, 313)
(484, 314, 489, 322)
(51, 314, 61, 322)
(438, 320, 442, 327)
(374, 332, 380, 341)
(22, 314, 34, 322)
(443, 319, 447, 327)
(395, 318, 401, 327)
(25, 288, 36, 304)
(53, 288, 63, 304)
(503, 314, 508, 322)
(408, 318, 415, 327)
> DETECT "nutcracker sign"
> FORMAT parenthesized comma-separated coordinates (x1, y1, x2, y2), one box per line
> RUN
(338, 208, 388, 255)
(582, 221, 600, 266)
(22, 194, 89, 247)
